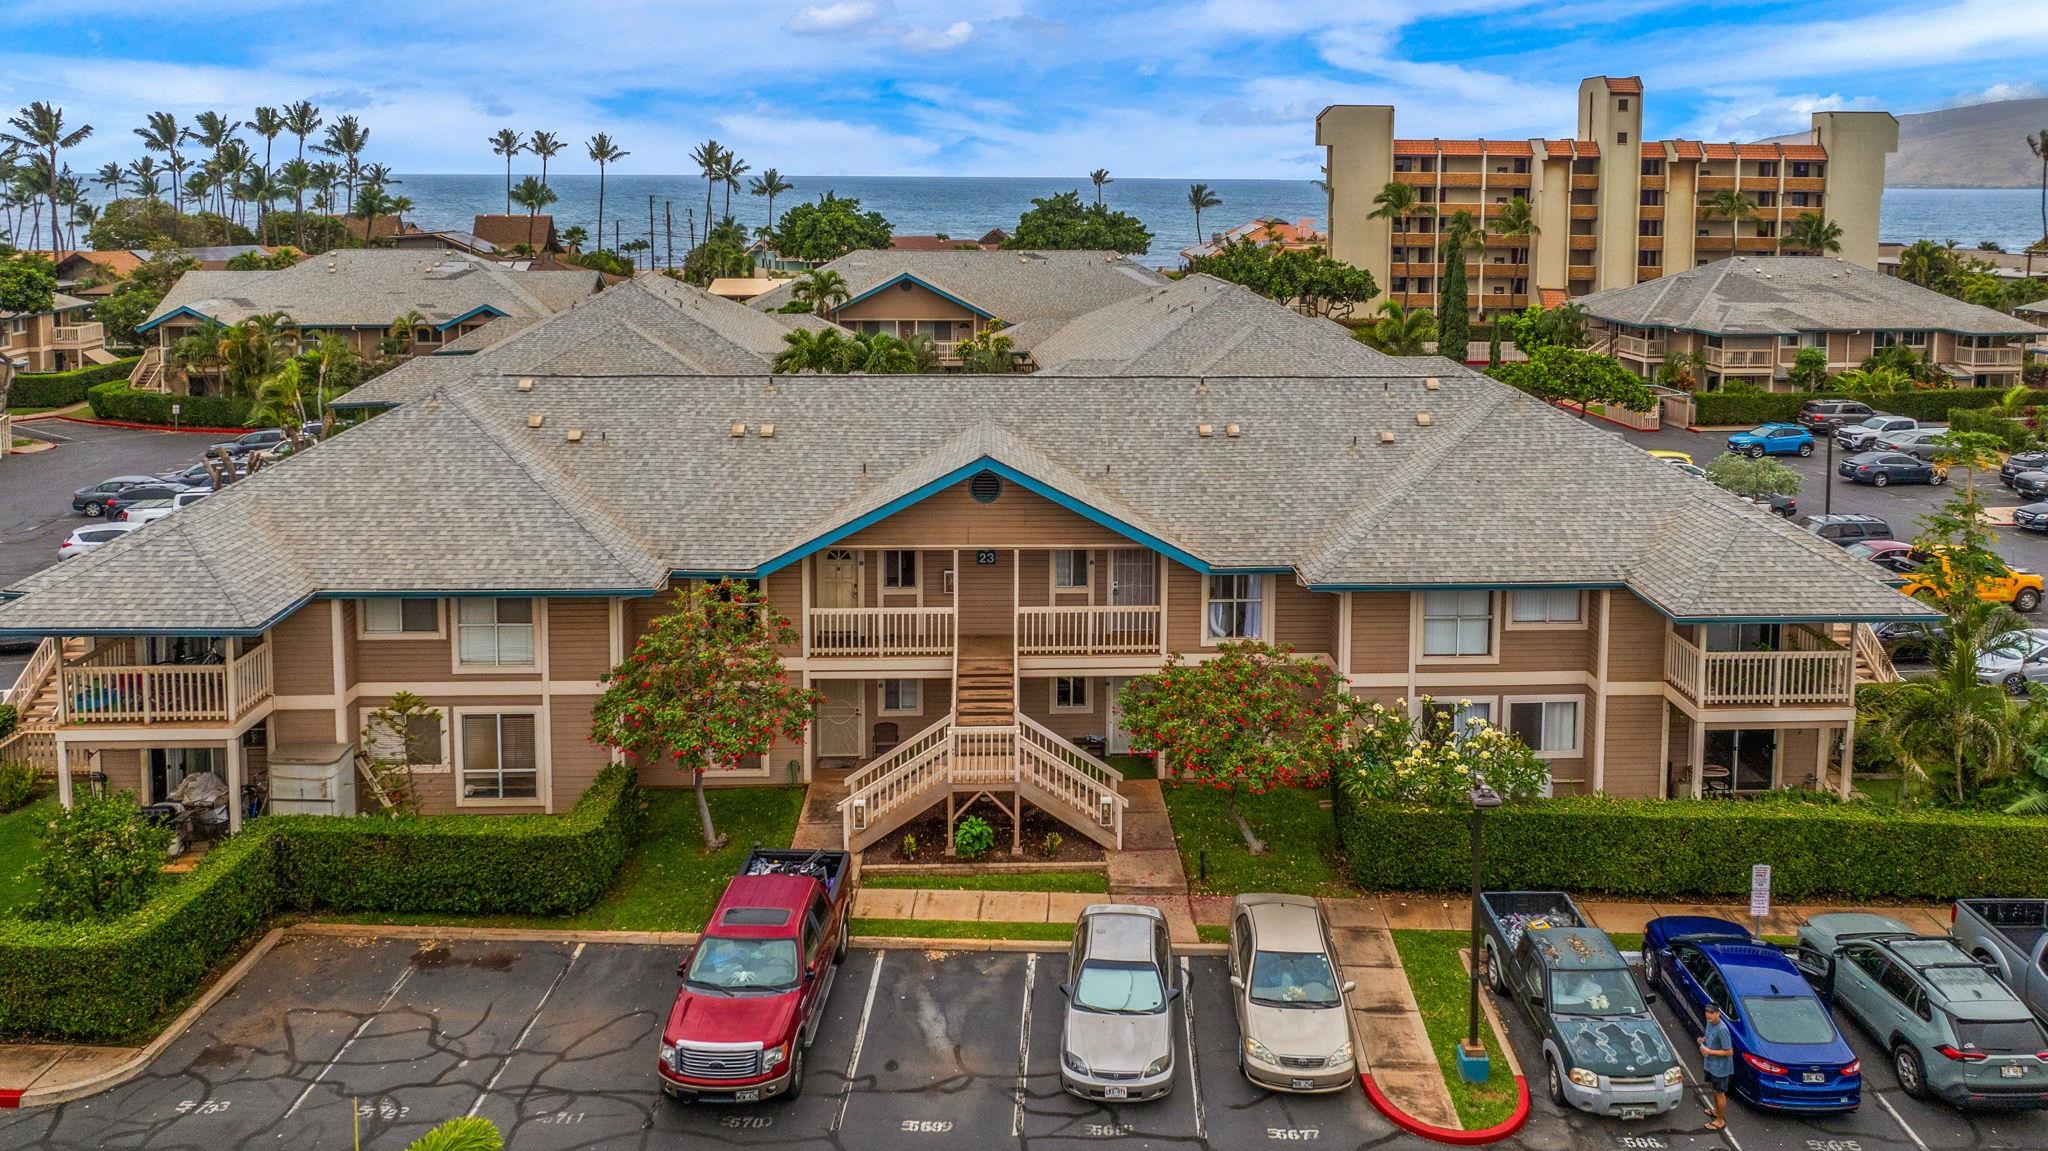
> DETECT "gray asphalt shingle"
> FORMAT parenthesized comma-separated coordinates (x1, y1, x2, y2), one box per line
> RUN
(1579, 256, 2041, 337)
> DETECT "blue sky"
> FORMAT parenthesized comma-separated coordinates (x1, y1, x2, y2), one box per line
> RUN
(2, 0, 2043, 178)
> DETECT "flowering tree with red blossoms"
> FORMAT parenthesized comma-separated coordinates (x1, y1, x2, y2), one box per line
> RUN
(591, 581, 820, 850)
(1115, 641, 1361, 854)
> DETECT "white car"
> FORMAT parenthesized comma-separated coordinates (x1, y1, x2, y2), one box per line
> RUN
(115, 490, 211, 525)
(59, 522, 140, 559)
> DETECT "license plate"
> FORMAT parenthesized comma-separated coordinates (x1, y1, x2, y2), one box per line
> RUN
(1104, 1085, 1128, 1099)
(2003, 1064, 2026, 1078)
(734, 1088, 761, 1101)
(1290, 1078, 1316, 1090)
(1803, 1072, 1826, 1084)
(1618, 1107, 1647, 1121)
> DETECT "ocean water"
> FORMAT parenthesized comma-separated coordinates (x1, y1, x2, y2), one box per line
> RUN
(363, 176, 2047, 267)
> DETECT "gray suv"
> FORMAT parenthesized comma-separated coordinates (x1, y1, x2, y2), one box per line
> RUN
(1060, 904, 1178, 1101)
(1802, 513, 1894, 547)
(1797, 914, 2048, 1109)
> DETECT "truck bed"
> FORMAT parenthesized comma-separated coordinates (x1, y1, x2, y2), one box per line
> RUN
(1482, 891, 1586, 950)
(1958, 899, 2048, 952)
(740, 848, 851, 902)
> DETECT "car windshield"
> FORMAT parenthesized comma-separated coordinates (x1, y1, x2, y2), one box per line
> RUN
(1744, 426, 1774, 436)
(1954, 1018, 2048, 1054)
(1741, 996, 1837, 1045)
(1986, 633, 2037, 658)
(1549, 968, 1646, 1017)
(684, 936, 800, 992)
(1074, 959, 1167, 1014)
(1248, 950, 1342, 1008)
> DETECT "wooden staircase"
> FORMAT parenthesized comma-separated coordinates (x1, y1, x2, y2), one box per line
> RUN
(128, 347, 166, 393)
(1836, 622, 1900, 685)
(955, 649, 1016, 727)
(0, 636, 73, 774)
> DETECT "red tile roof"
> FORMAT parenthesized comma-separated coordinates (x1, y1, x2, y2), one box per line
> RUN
(1701, 143, 1738, 160)
(1539, 288, 1570, 309)
(1392, 138, 1532, 156)
(1603, 76, 1644, 95)
(1669, 140, 1705, 160)
(1781, 144, 1828, 161)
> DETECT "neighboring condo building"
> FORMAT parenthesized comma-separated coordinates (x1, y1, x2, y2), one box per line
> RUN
(1318, 76, 1898, 319)
(1578, 257, 2040, 391)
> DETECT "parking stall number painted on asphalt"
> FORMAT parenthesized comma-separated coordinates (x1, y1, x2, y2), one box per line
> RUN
(1266, 1128, 1321, 1140)
(1614, 1139, 1666, 1150)
(900, 1119, 955, 1133)
(1084, 1123, 1135, 1137)
(173, 1099, 232, 1116)
(720, 1115, 774, 1129)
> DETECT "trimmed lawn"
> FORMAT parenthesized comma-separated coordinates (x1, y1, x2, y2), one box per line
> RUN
(861, 870, 1108, 893)
(1161, 784, 1351, 897)
(1107, 754, 1156, 780)
(0, 794, 58, 917)
(1389, 930, 1521, 1130)
(851, 917, 1073, 941)
(1196, 924, 1230, 944)
(315, 787, 803, 933)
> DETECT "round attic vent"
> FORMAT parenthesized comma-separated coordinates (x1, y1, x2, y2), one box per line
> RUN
(970, 471, 1003, 504)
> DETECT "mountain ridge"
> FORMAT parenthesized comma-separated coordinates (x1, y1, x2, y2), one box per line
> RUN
(1761, 97, 2047, 188)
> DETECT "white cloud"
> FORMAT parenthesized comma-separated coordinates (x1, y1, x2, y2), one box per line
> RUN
(787, 2, 884, 34)
(902, 20, 974, 52)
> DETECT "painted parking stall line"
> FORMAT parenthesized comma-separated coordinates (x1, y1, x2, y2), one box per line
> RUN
(467, 942, 584, 1117)
(833, 947, 886, 1134)
(282, 964, 416, 1119)
(1873, 1094, 1931, 1151)
(1013, 951, 1037, 1137)
(1181, 955, 1206, 1141)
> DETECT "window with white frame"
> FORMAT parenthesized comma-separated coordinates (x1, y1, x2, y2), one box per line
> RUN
(1423, 698, 1492, 737)
(1509, 589, 1582, 625)
(881, 549, 918, 589)
(457, 598, 535, 666)
(1206, 575, 1263, 640)
(1507, 698, 1581, 757)
(362, 597, 439, 635)
(404, 713, 445, 766)
(1422, 590, 1493, 656)
(459, 713, 539, 799)
(1053, 676, 1090, 711)
(879, 679, 920, 714)
(1053, 549, 1090, 590)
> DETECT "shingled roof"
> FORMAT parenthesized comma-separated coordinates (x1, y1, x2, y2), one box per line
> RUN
(1578, 257, 2040, 337)
(142, 249, 601, 333)
(747, 249, 1169, 324)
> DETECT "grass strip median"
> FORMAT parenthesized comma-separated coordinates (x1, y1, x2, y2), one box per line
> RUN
(1389, 930, 1522, 1131)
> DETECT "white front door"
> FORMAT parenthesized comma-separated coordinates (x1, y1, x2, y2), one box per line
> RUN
(818, 549, 859, 609)
(1109, 549, 1157, 606)
(816, 678, 864, 758)
(1106, 676, 1132, 755)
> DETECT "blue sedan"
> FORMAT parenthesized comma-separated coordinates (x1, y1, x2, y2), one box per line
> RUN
(1838, 451, 1946, 488)
(1643, 916, 1861, 1112)
(1727, 424, 1816, 458)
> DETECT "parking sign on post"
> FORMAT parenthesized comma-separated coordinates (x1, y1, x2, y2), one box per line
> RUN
(1749, 864, 1772, 930)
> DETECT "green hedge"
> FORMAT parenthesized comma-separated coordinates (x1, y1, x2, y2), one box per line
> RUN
(0, 764, 639, 1040)
(1692, 388, 2040, 428)
(1950, 406, 2039, 451)
(87, 381, 253, 427)
(272, 763, 640, 915)
(5, 357, 140, 409)
(1334, 793, 2048, 902)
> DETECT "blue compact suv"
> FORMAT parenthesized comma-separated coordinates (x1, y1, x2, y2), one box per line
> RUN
(1727, 424, 1817, 458)
(1644, 916, 1861, 1112)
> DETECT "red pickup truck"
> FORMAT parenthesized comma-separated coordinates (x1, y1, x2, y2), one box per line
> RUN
(658, 849, 854, 1102)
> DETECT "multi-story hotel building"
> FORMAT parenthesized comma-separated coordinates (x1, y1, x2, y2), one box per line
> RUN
(1318, 76, 1898, 320)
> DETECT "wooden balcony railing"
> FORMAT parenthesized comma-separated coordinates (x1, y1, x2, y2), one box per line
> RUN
(1665, 632, 1854, 707)
(1953, 345, 2023, 367)
(1016, 606, 1162, 656)
(1704, 345, 1776, 368)
(1614, 334, 1667, 358)
(1696, 175, 1735, 191)
(1570, 174, 1599, 190)
(51, 322, 104, 348)
(808, 607, 956, 657)
(1568, 235, 1599, 250)
(1569, 205, 1600, 220)
(60, 645, 273, 725)
(1640, 175, 1666, 191)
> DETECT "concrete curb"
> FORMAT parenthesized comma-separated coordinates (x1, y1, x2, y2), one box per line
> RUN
(289, 921, 701, 946)
(8, 927, 285, 1109)
(851, 936, 1228, 956)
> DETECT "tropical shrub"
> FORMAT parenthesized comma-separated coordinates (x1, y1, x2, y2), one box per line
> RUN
(954, 815, 996, 860)
(87, 381, 253, 427)
(0, 760, 37, 813)
(1341, 697, 1551, 807)
(22, 792, 174, 922)
(6, 357, 140, 409)
(0, 702, 15, 738)
(1040, 831, 1064, 859)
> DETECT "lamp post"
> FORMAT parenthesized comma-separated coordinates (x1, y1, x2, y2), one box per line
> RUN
(1461, 782, 1504, 1076)
(1823, 429, 1835, 516)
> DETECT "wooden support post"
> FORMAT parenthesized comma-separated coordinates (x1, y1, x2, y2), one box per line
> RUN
(1839, 716, 1856, 800)
(225, 737, 244, 834)
(1689, 716, 1707, 799)
(56, 738, 73, 809)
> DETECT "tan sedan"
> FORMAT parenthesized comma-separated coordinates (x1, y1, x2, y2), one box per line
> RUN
(1226, 894, 1357, 1092)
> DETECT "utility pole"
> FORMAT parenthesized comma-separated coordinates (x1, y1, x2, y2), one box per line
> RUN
(665, 200, 674, 270)
(648, 195, 656, 271)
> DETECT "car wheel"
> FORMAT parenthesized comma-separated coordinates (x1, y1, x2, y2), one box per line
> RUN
(1873, 473, 1889, 487)
(2007, 674, 2030, 696)
(834, 926, 849, 964)
(1930, 473, 1946, 486)
(1893, 1045, 1929, 1101)
(2018, 589, 2042, 612)
(1485, 943, 1507, 994)
(1546, 1056, 1567, 1106)
(1747, 446, 1765, 459)
(83, 501, 104, 517)
(1798, 443, 1814, 457)
(785, 1046, 806, 1099)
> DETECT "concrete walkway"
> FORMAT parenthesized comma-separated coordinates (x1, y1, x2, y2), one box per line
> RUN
(1322, 897, 1461, 1130)
(789, 774, 847, 851)
(1374, 893, 1953, 939)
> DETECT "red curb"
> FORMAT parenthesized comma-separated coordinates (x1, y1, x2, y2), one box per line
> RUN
(1360, 1072, 1530, 1145)
(37, 414, 242, 434)
(0, 1088, 20, 1108)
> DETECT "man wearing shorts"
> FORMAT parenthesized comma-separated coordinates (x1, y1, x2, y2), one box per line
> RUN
(1700, 1004, 1734, 1131)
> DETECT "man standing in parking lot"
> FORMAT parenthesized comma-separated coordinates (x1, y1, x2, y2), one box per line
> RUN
(1700, 1004, 1733, 1131)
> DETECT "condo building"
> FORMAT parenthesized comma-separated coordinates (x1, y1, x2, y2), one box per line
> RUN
(1317, 76, 1898, 320)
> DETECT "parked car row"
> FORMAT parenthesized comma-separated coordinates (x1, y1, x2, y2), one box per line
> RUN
(656, 853, 1357, 1105)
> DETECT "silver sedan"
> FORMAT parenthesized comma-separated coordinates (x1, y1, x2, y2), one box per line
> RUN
(1058, 904, 1179, 1101)
(1977, 628, 2048, 695)
(1227, 894, 1357, 1092)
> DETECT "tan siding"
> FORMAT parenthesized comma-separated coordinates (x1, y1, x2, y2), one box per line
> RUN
(88, 747, 145, 797)
(1019, 675, 1106, 743)
(836, 480, 1130, 549)
(356, 631, 452, 682)
(836, 286, 976, 322)
(273, 708, 338, 746)
(272, 602, 334, 695)
(764, 569, 803, 656)
(628, 593, 669, 641)
(922, 550, 955, 608)
(1018, 550, 1050, 608)
(547, 599, 611, 681)
(1499, 625, 1591, 674)
(339, 600, 359, 687)
(1274, 581, 1337, 656)
(956, 550, 1013, 639)
(1780, 727, 1820, 789)
(1166, 562, 1204, 653)
(1602, 695, 1665, 797)
(1606, 593, 1668, 682)
(1349, 593, 1409, 675)
(549, 696, 608, 808)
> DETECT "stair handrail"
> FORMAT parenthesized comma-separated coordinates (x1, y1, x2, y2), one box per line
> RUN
(1017, 714, 1122, 792)
(2, 636, 60, 710)
(842, 710, 954, 796)
(1852, 622, 1901, 684)
(839, 739, 952, 845)
(1017, 738, 1127, 848)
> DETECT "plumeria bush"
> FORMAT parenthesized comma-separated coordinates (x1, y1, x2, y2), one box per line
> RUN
(1341, 696, 1551, 808)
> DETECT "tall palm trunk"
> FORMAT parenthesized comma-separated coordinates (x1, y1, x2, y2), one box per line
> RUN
(504, 155, 512, 215)
(596, 162, 606, 255)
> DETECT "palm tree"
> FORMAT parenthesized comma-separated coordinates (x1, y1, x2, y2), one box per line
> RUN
(560, 225, 587, 252)
(722, 156, 751, 221)
(1090, 168, 1112, 205)
(527, 130, 563, 188)
(387, 308, 427, 354)
(509, 175, 558, 252)
(1369, 180, 1426, 293)
(353, 181, 396, 247)
(772, 326, 853, 373)
(314, 115, 368, 214)
(489, 128, 524, 215)
(2, 102, 91, 257)
(93, 161, 126, 199)
(1187, 183, 1221, 243)
(250, 105, 283, 189)
(282, 101, 323, 247)
(1895, 239, 1950, 289)
(126, 156, 163, 202)
(134, 110, 183, 216)
(585, 133, 628, 252)
(1357, 299, 1437, 355)
(1701, 188, 1756, 262)
(245, 359, 310, 432)
(690, 139, 728, 245)
(1782, 212, 1842, 256)
(276, 159, 314, 247)
(2028, 129, 2047, 273)
(388, 194, 414, 235)
(790, 268, 851, 316)
(1489, 195, 1539, 304)
(747, 168, 790, 236)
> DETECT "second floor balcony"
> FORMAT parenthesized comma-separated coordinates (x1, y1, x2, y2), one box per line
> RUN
(1953, 344, 2022, 368)
(1665, 630, 1853, 708)
(59, 638, 273, 725)
(1704, 344, 1775, 369)
(51, 322, 104, 349)
(806, 604, 1164, 659)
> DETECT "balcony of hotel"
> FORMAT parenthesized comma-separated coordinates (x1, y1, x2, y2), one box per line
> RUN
(1390, 262, 1437, 277)
(1486, 172, 1532, 189)
(1569, 204, 1599, 220)
(1638, 204, 1665, 221)
(58, 638, 273, 726)
(1569, 174, 1599, 190)
(50, 322, 105, 350)
(1954, 344, 2024, 368)
(1016, 606, 1162, 657)
(1780, 176, 1826, 193)
(1703, 344, 1776, 369)
(1566, 265, 1597, 280)
(1391, 231, 1435, 245)
(1613, 333, 1667, 359)
(1665, 630, 1854, 709)
(1696, 175, 1735, 192)
(1568, 235, 1599, 250)
(1640, 175, 1666, 191)
(1392, 170, 1435, 187)
(808, 607, 957, 658)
